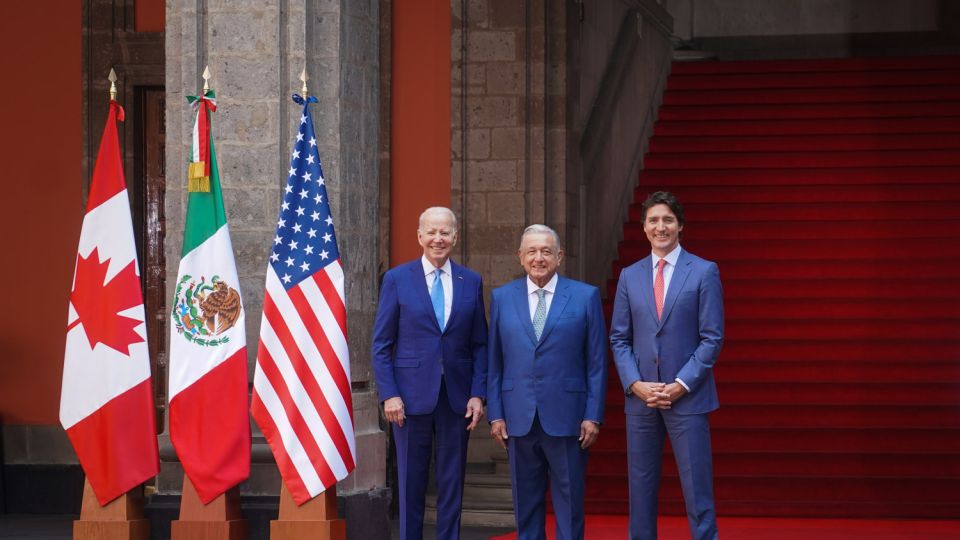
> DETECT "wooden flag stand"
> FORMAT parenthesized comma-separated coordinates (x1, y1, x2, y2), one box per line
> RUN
(270, 484, 346, 540)
(170, 475, 247, 540)
(73, 479, 150, 540)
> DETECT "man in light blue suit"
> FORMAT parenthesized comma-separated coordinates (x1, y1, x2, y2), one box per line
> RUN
(372, 207, 488, 540)
(609, 191, 724, 540)
(488, 224, 607, 540)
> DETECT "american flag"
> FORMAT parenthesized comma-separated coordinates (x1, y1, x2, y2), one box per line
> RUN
(251, 94, 356, 504)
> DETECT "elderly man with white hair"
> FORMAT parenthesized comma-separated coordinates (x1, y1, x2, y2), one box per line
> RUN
(372, 207, 488, 540)
(487, 224, 607, 540)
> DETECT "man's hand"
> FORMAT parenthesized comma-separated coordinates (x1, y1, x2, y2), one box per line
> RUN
(490, 420, 509, 450)
(465, 397, 484, 431)
(579, 420, 600, 449)
(662, 382, 688, 404)
(384, 397, 405, 427)
(630, 381, 671, 409)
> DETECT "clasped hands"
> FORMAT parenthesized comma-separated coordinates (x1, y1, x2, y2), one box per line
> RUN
(383, 396, 485, 431)
(630, 381, 687, 409)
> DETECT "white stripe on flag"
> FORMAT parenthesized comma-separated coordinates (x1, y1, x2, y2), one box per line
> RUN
(297, 268, 356, 457)
(265, 269, 354, 446)
(252, 363, 325, 495)
(258, 301, 350, 479)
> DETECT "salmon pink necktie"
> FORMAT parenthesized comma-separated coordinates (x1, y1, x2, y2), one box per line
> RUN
(654, 258, 666, 320)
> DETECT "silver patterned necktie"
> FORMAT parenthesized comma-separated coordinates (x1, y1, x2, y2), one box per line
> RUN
(532, 289, 547, 340)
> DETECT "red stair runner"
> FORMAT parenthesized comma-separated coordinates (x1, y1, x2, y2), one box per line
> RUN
(593, 55, 960, 518)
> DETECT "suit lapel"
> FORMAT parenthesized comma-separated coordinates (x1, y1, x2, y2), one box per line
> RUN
(445, 261, 466, 332)
(411, 262, 442, 333)
(511, 279, 539, 346)
(638, 256, 658, 322)
(657, 251, 692, 332)
(536, 277, 569, 347)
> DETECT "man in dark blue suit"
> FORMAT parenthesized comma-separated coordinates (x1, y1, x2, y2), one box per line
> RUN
(487, 224, 607, 540)
(372, 207, 488, 540)
(609, 191, 724, 540)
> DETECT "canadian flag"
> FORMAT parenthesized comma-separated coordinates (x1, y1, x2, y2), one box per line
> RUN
(60, 101, 160, 505)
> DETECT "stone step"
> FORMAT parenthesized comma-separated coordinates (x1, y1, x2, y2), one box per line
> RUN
(424, 497, 516, 527)
(424, 459, 516, 528)
(493, 453, 510, 476)
(462, 471, 513, 501)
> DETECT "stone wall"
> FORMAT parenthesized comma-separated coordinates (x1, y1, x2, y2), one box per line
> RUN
(452, 0, 571, 292)
(574, 0, 674, 289)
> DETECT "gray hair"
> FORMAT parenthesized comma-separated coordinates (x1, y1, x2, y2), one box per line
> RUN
(520, 224, 562, 250)
(418, 206, 458, 231)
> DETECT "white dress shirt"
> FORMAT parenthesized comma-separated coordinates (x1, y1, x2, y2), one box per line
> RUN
(650, 245, 690, 392)
(526, 273, 559, 321)
(422, 256, 453, 328)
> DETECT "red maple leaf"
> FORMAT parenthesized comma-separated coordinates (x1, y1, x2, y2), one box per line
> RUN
(68, 248, 146, 356)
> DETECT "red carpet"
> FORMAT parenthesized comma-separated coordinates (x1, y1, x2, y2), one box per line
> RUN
(591, 55, 960, 518)
(489, 515, 960, 539)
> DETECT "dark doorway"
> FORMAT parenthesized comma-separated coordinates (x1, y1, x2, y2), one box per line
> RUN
(133, 86, 167, 433)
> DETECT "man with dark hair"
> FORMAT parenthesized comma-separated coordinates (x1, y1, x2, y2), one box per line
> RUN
(609, 191, 724, 540)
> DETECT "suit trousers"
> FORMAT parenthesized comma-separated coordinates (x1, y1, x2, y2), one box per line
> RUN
(626, 409, 717, 540)
(508, 414, 588, 540)
(393, 380, 470, 540)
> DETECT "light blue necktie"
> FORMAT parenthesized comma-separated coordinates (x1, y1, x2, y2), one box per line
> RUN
(431, 268, 445, 330)
(532, 289, 547, 340)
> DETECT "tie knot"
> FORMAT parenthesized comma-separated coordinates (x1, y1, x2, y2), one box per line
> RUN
(657, 259, 667, 271)
(435, 268, 443, 278)
(537, 289, 546, 299)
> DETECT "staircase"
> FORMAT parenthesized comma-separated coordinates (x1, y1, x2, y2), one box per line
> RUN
(591, 55, 960, 518)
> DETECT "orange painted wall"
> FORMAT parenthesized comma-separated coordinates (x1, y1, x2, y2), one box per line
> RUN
(390, 2, 451, 265)
(0, 4, 83, 424)
(136, 0, 165, 33)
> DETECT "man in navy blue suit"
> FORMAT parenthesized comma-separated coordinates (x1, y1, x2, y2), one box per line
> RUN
(372, 207, 488, 540)
(487, 224, 607, 540)
(609, 191, 724, 540)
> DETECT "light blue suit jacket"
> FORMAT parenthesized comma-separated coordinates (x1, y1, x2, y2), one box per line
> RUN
(487, 276, 607, 437)
(609, 249, 724, 415)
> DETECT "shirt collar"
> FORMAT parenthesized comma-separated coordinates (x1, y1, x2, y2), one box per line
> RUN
(652, 245, 682, 268)
(526, 273, 559, 295)
(421, 255, 452, 277)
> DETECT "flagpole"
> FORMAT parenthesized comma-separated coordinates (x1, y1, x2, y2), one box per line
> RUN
(264, 67, 347, 540)
(170, 66, 249, 540)
(71, 67, 152, 540)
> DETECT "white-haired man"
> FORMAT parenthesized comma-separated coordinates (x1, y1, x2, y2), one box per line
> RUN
(372, 207, 488, 540)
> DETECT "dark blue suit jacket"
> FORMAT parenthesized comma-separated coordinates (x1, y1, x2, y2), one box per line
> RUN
(371, 259, 488, 415)
(487, 276, 607, 437)
(609, 249, 724, 415)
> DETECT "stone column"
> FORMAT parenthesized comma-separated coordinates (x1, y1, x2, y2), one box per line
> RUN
(163, 1, 387, 538)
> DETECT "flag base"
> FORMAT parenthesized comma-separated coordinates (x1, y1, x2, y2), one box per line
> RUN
(170, 475, 247, 540)
(269, 484, 345, 540)
(73, 479, 149, 540)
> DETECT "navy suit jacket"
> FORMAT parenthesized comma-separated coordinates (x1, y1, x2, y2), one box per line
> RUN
(372, 259, 488, 415)
(487, 276, 607, 437)
(609, 249, 724, 415)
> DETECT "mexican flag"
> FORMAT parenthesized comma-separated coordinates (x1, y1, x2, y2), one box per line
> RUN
(168, 90, 250, 503)
(60, 100, 160, 505)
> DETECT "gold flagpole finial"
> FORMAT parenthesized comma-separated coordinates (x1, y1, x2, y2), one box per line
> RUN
(299, 68, 309, 96)
(108, 68, 118, 101)
(202, 65, 212, 94)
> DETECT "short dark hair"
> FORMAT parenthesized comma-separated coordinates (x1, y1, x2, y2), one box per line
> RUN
(640, 191, 685, 226)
